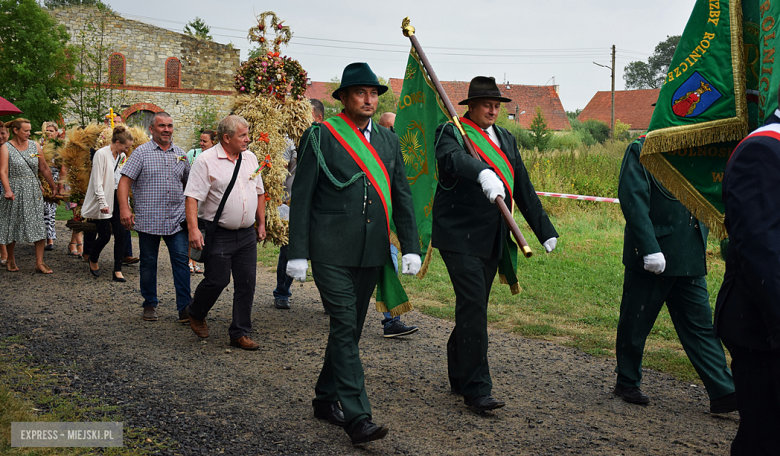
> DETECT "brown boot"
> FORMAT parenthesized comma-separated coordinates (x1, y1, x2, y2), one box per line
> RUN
(229, 336, 259, 351)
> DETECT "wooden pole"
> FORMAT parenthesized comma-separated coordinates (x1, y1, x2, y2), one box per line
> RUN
(401, 18, 532, 258)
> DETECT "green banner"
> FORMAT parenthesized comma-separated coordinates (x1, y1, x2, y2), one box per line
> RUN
(641, 0, 749, 239)
(395, 47, 450, 276)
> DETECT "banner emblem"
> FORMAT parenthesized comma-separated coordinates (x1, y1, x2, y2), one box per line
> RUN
(671, 71, 723, 118)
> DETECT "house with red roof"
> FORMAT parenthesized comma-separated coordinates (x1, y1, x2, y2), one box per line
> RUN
(304, 78, 571, 131)
(578, 88, 660, 134)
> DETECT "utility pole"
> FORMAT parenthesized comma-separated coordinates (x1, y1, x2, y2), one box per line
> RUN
(611, 44, 616, 140)
(593, 45, 616, 139)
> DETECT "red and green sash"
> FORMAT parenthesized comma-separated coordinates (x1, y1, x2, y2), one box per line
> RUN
(323, 114, 412, 315)
(324, 114, 393, 235)
(459, 118, 522, 295)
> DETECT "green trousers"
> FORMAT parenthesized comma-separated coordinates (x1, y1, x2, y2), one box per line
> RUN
(311, 261, 380, 432)
(615, 268, 734, 399)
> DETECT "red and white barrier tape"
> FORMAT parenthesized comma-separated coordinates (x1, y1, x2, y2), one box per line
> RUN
(536, 191, 620, 204)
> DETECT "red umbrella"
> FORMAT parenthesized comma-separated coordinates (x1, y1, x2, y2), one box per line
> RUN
(0, 97, 22, 116)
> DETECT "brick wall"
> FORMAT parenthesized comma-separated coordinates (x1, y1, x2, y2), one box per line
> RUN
(50, 6, 239, 148)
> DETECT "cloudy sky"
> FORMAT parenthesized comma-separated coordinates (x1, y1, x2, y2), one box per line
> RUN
(108, 0, 696, 111)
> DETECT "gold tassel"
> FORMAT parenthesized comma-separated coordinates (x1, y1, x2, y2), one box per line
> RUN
(416, 242, 434, 279)
(499, 274, 523, 295)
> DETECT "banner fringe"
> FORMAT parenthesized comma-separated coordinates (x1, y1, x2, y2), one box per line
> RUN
(643, 118, 748, 155)
(640, 153, 727, 239)
(376, 300, 413, 317)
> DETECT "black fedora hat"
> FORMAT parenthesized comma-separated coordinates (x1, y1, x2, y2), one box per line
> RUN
(332, 62, 389, 100)
(458, 76, 512, 105)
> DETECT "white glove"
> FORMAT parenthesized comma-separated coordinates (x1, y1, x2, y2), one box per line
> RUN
(643, 252, 666, 274)
(543, 237, 557, 253)
(477, 169, 505, 204)
(286, 258, 308, 282)
(401, 253, 422, 275)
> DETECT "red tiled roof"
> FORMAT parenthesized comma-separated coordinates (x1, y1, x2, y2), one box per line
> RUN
(303, 81, 332, 102)
(577, 88, 660, 131)
(389, 78, 570, 131)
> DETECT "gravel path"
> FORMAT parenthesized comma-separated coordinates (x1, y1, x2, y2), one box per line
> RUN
(0, 222, 738, 455)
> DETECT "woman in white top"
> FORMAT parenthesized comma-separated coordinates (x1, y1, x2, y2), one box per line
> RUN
(82, 126, 133, 282)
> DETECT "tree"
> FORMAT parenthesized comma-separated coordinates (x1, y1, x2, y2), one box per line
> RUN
(529, 107, 550, 151)
(67, 12, 125, 126)
(184, 17, 213, 41)
(566, 109, 582, 121)
(0, 0, 76, 130)
(623, 35, 680, 89)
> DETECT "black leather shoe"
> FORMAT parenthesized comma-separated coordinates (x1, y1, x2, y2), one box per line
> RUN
(614, 385, 650, 405)
(710, 392, 737, 414)
(464, 395, 506, 411)
(112, 272, 127, 283)
(89, 261, 101, 277)
(274, 299, 291, 310)
(312, 400, 345, 427)
(348, 418, 388, 445)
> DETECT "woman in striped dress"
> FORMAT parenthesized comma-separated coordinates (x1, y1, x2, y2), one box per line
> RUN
(41, 122, 61, 251)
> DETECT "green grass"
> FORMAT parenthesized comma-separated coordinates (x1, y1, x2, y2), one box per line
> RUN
(0, 337, 173, 455)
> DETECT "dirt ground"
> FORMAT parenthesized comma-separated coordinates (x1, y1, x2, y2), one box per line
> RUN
(0, 222, 738, 455)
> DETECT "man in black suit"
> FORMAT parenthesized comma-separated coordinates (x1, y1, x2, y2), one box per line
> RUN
(716, 107, 780, 455)
(433, 76, 558, 411)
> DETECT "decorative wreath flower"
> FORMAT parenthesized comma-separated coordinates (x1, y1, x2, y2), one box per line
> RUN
(235, 11, 308, 101)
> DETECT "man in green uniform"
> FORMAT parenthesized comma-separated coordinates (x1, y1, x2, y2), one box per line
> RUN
(614, 136, 736, 413)
(287, 62, 421, 445)
(433, 76, 559, 412)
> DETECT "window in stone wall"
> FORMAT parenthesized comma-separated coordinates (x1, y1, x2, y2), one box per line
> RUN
(108, 53, 126, 85)
(165, 57, 181, 88)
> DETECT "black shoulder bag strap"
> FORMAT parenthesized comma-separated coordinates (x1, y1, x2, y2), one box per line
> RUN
(201, 152, 242, 258)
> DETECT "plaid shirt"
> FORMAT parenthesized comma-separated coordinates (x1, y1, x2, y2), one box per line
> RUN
(121, 139, 189, 235)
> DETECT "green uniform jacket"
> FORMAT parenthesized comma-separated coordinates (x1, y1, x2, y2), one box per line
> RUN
(618, 138, 708, 276)
(288, 121, 421, 268)
(431, 117, 558, 259)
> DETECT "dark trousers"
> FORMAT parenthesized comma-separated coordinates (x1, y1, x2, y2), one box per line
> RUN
(124, 231, 132, 257)
(311, 261, 380, 432)
(90, 197, 126, 272)
(440, 249, 498, 400)
(273, 244, 293, 301)
(725, 346, 780, 455)
(83, 229, 96, 256)
(615, 269, 734, 399)
(188, 226, 256, 340)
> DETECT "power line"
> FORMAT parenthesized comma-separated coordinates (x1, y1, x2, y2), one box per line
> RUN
(118, 11, 627, 56)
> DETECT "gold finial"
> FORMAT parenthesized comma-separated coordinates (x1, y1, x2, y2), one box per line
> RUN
(401, 17, 415, 37)
(521, 245, 533, 258)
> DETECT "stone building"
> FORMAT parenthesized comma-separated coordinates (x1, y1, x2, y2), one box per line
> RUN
(51, 6, 240, 148)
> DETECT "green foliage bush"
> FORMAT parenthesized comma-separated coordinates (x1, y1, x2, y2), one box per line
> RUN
(573, 118, 610, 144)
(547, 132, 581, 151)
(519, 140, 629, 214)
